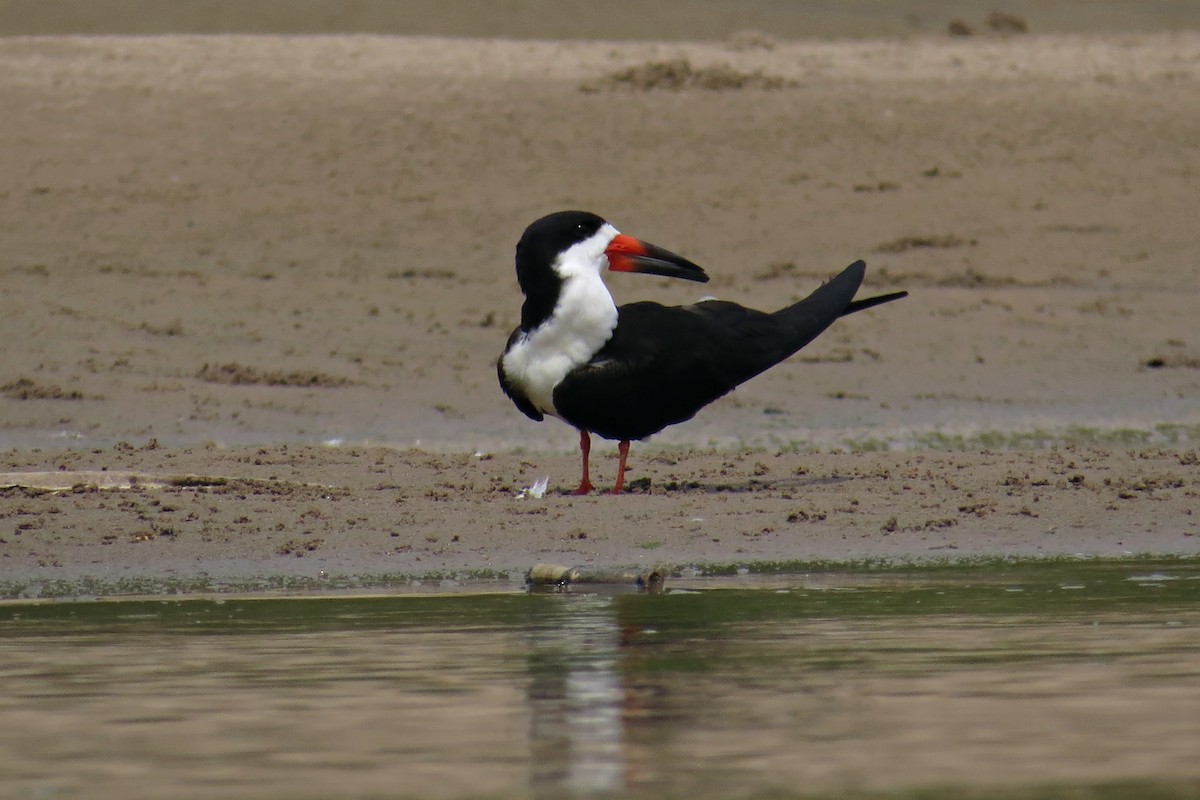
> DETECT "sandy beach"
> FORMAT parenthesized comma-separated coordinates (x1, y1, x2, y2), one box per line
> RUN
(2, 21, 1199, 594)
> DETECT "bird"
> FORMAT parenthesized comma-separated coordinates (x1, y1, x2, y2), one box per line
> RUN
(497, 210, 907, 495)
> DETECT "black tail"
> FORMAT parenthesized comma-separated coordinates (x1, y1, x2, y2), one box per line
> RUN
(844, 290, 908, 316)
(770, 260, 905, 360)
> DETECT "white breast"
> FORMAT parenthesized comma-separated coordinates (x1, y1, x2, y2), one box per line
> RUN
(502, 270, 618, 418)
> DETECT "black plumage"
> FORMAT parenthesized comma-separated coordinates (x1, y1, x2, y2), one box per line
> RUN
(497, 211, 906, 493)
(553, 261, 903, 440)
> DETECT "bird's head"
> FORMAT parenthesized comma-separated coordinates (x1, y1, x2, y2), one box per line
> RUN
(515, 210, 709, 297)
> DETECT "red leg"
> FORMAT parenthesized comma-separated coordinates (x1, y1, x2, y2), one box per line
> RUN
(610, 439, 631, 494)
(572, 429, 594, 495)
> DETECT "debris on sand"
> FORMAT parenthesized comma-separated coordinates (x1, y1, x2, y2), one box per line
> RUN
(2, 378, 86, 400)
(874, 234, 970, 254)
(585, 58, 795, 92)
(196, 362, 354, 388)
(986, 11, 1030, 34)
(948, 20, 974, 37)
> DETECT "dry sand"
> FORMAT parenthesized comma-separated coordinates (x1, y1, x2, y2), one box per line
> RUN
(1, 30, 1199, 594)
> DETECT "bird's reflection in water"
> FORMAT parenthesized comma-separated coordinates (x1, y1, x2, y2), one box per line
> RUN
(526, 592, 661, 797)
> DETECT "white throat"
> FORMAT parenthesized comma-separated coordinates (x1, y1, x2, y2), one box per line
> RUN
(502, 224, 621, 417)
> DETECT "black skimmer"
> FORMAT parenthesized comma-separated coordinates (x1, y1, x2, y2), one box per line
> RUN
(498, 210, 907, 494)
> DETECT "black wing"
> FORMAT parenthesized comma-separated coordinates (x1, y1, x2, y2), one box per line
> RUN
(554, 261, 897, 441)
(552, 302, 776, 440)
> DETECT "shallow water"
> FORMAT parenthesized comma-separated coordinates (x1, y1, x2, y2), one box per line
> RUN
(3, 561, 1200, 799)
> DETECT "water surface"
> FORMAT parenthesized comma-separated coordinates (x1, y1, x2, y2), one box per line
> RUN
(3, 561, 1199, 799)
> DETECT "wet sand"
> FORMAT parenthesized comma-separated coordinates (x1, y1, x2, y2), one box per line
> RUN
(2, 29, 1199, 593)
(2, 444, 1197, 593)
(5, 0, 1200, 39)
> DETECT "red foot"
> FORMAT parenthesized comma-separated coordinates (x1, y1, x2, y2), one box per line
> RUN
(610, 440, 630, 495)
(573, 430, 594, 496)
